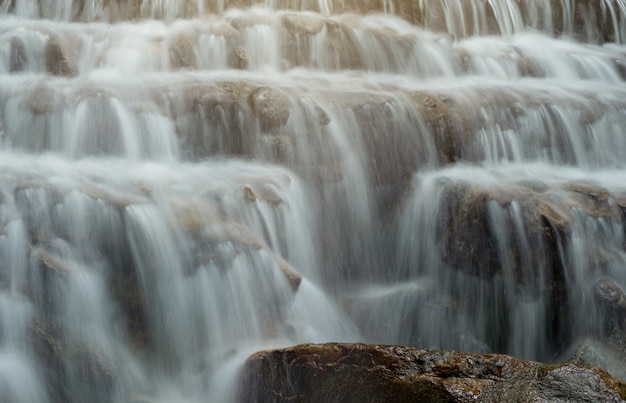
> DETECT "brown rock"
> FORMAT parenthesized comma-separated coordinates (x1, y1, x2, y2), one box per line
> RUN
(275, 257, 302, 292)
(169, 34, 197, 69)
(238, 343, 626, 403)
(229, 47, 249, 70)
(323, 19, 362, 70)
(248, 86, 291, 133)
(26, 83, 64, 115)
(45, 38, 77, 76)
(282, 14, 324, 35)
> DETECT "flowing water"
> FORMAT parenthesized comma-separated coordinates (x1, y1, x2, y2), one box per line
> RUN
(1, 0, 626, 401)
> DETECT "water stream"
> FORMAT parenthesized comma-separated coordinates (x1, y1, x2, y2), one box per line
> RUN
(1, 0, 626, 401)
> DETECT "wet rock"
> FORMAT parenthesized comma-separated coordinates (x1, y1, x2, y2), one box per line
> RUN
(229, 47, 249, 69)
(440, 180, 621, 280)
(45, 37, 77, 76)
(110, 267, 149, 348)
(9, 37, 26, 72)
(275, 257, 302, 292)
(169, 34, 197, 69)
(440, 182, 504, 277)
(26, 83, 64, 115)
(410, 91, 462, 164)
(323, 19, 362, 70)
(33, 248, 81, 275)
(282, 14, 324, 35)
(243, 183, 283, 206)
(248, 87, 291, 133)
(563, 182, 620, 220)
(210, 21, 240, 38)
(595, 279, 626, 313)
(570, 336, 626, 382)
(238, 343, 626, 403)
(30, 321, 117, 403)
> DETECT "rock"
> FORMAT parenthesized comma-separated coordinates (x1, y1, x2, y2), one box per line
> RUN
(169, 34, 197, 69)
(32, 248, 82, 275)
(242, 183, 283, 206)
(26, 83, 64, 115)
(595, 279, 626, 313)
(440, 180, 621, 281)
(570, 336, 626, 382)
(9, 37, 26, 72)
(109, 267, 150, 349)
(45, 37, 77, 76)
(323, 19, 362, 70)
(282, 14, 324, 35)
(229, 47, 249, 70)
(248, 87, 291, 133)
(238, 343, 626, 403)
(275, 257, 302, 292)
(29, 321, 117, 403)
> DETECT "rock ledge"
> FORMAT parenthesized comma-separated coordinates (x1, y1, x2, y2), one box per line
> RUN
(238, 343, 626, 403)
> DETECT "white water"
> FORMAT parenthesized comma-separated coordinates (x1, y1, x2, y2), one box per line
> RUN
(1, 1, 626, 402)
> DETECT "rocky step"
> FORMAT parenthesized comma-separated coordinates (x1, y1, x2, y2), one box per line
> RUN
(238, 342, 626, 403)
(0, 154, 307, 357)
(368, 164, 626, 358)
(3, 11, 625, 76)
(1, 0, 624, 43)
(1, 73, 625, 190)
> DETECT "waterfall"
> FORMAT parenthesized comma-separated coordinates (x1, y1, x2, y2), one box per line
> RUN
(1, 0, 626, 401)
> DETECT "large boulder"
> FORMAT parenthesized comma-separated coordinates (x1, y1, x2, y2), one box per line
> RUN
(238, 343, 626, 403)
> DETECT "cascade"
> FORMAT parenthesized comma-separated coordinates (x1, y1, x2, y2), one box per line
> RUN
(0, 0, 626, 401)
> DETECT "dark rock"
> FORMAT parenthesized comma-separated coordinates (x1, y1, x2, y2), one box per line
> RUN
(440, 180, 620, 281)
(238, 343, 626, 403)
(595, 279, 626, 313)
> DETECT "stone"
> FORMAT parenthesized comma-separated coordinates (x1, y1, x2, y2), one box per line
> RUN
(570, 336, 626, 382)
(229, 47, 249, 70)
(242, 182, 283, 206)
(9, 37, 26, 72)
(595, 279, 626, 313)
(29, 321, 117, 403)
(275, 257, 302, 292)
(238, 343, 626, 403)
(26, 83, 64, 115)
(169, 34, 197, 69)
(248, 87, 291, 133)
(323, 19, 362, 70)
(45, 38, 77, 76)
(282, 14, 325, 35)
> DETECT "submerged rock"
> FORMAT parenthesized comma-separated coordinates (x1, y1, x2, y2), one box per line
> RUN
(238, 343, 626, 403)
